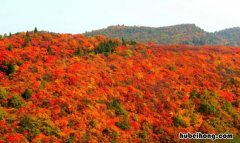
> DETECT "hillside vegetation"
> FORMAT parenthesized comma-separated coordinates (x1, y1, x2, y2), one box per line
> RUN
(0, 31, 239, 142)
(84, 24, 240, 46)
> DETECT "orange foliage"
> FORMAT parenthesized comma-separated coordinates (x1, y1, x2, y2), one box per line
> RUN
(0, 32, 239, 142)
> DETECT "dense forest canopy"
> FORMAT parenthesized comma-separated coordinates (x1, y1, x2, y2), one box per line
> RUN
(0, 30, 239, 142)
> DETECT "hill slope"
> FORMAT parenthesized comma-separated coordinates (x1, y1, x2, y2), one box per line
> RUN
(0, 31, 239, 142)
(84, 24, 240, 46)
(215, 27, 240, 46)
(85, 24, 207, 44)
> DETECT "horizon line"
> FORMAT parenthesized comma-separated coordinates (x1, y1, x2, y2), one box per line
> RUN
(1, 23, 240, 35)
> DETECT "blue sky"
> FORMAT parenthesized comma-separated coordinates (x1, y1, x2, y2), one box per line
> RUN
(1, 0, 239, 34)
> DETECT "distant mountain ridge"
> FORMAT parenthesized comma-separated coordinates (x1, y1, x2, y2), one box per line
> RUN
(215, 27, 240, 46)
(84, 24, 240, 46)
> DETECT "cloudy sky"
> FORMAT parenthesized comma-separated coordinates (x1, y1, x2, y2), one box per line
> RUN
(0, 0, 239, 34)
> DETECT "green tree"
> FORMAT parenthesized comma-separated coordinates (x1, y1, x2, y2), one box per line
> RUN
(2, 61, 16, 75)
(128, 40, 137, 45)
(198, 101, 217, 115)
(173, 114, 187, 127)
(18, 115, 40, 140)
(94, 40, 118, 55)
(47, 46, 53, 55)
(122, 37, 126, 46)
(22, 89, 31, 99)
(189, 89, 200, 99)
(24, 31, 31, 47)
(34, 27, 38, 33)
(74, 47, 83, 56)
(7, 44, 13, 51)
(8, 95, 23, 108)
(0, 107, 6, 120)
(115, 116, 130, 130)
(40, 119, 60, 136)
(66, 133, 75, 143)
(198, 90, 219, 116)
(107, 99, 128, 116)
(0, 87, 7, 99)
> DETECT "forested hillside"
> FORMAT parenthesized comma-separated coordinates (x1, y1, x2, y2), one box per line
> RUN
(84, 24, 240, 46)
(0, 31, 239, 142)
(215, 27, 240, 46)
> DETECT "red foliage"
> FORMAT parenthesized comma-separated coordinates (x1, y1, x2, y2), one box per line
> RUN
(0, 32, 239, 142)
